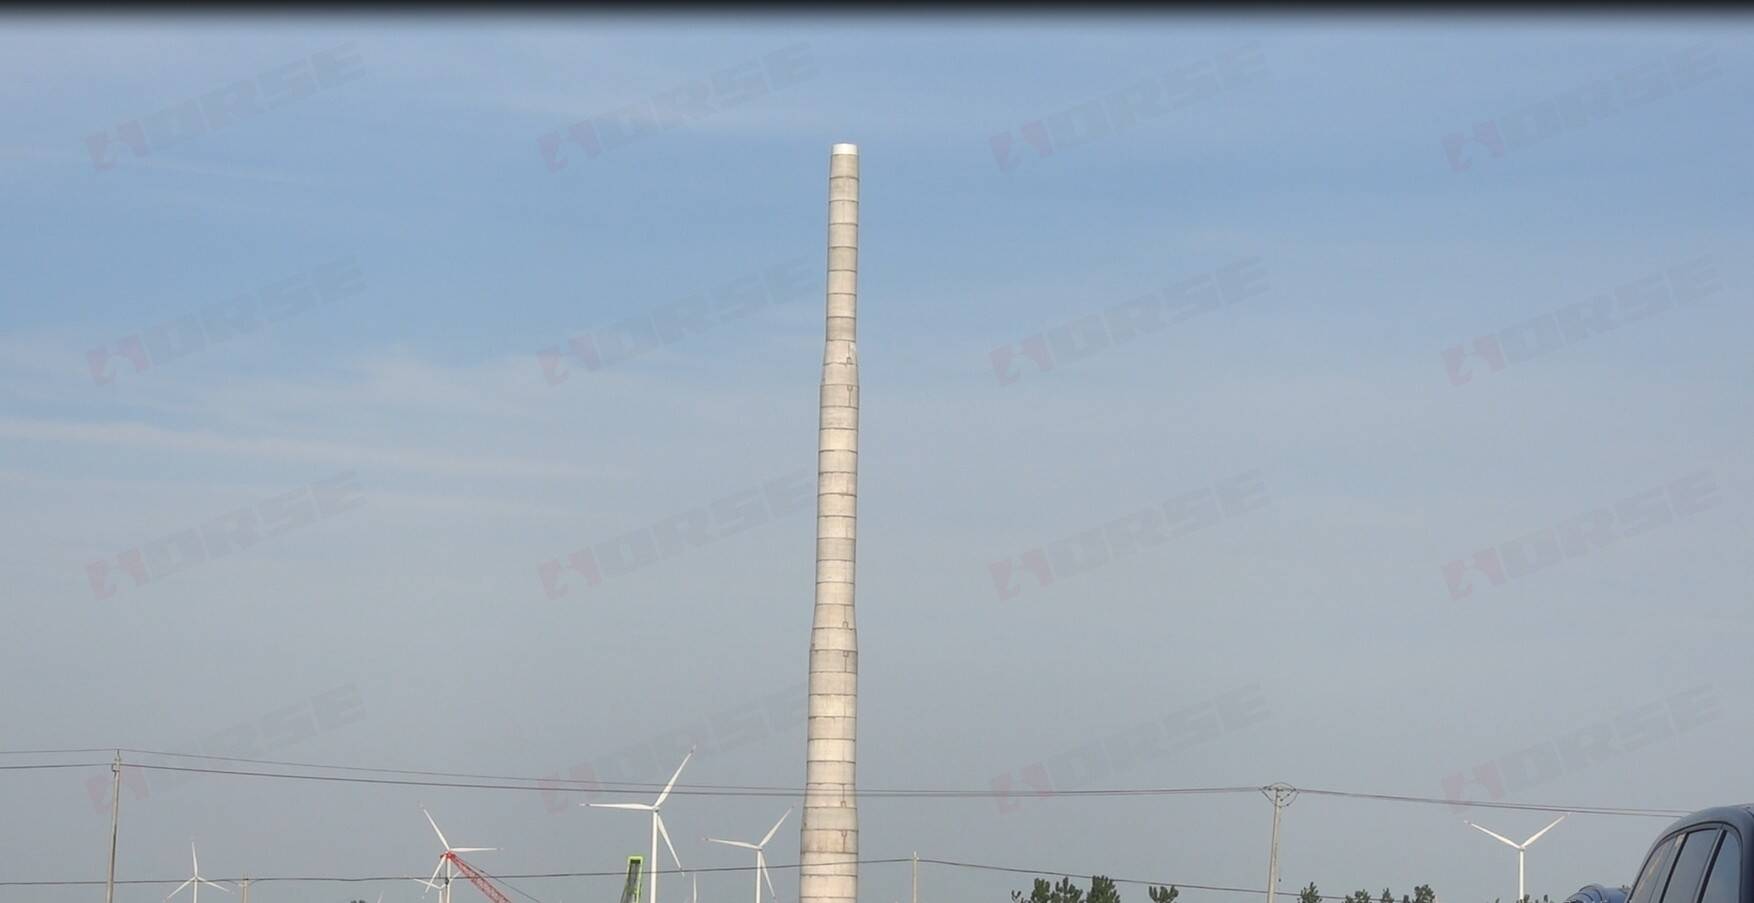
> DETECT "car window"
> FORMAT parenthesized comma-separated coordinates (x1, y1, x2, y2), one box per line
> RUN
(1633, 836, 1685, 903)
(1701, 832, 1742, 903)
(1660, 830, 1724, 903)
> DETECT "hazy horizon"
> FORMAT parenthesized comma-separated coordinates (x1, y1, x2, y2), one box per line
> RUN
(2, 14, 1751, 903)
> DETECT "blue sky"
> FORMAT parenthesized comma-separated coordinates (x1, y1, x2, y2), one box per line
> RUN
(2, 15, 1753, 903)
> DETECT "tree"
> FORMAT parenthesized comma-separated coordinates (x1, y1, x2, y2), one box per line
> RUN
(1014, 874, 1437, 903)
(1013, 879, 1053, 903)
(1010, 876, 1045, 903)
(1012, 876, 1087, 903)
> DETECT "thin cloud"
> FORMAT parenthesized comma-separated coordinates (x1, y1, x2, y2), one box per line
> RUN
(0, 415, 595, 481)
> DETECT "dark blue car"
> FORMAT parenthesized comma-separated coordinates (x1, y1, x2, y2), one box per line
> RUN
(1620, 807, 1751, 903)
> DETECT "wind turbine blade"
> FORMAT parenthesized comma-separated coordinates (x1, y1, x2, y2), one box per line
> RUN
(707, 838, 759, 850)
(759, 809, 793, 848)
(191, 842, 200, 876)
(1467, 822, 1522, 848)
(198, 879, 232, 893)
(760, 852, 777, 901)
(657, 814, 684, 869)
(452, 847, 496, 854)
(423, 807, 451, 851)
(654, 749, 695, 809)
(590, 803, 656, 811)
(378, 894, 385, 903)
(429, 859, 446, 890)
(168, 877, 196, 901)
(1523, 814, 1567, 846)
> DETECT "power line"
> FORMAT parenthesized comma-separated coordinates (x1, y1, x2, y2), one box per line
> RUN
(42, 746, 1253, 798)
(120, 763, 1689, 816)
(0, 747, 117, 756)
(479, 866, 550, 903)
(124, 762, 1266, 800)
(0, 745, 1256, 796)
(117, 761, 845, 796)
(0, 853, 1496, 899)
(0, 858, 916, 888)
(114, 746, 805, 793)
(0, 754, 1690, 817)
(1296, 787, 1687, 819)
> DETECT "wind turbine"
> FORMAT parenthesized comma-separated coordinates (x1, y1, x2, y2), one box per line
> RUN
(588, 749, 693, 903)
(166, 842, 230, 903)
(420, 806, 497, 903)
(706, 808, 791, 903)
(1467, 815, 1567, 903)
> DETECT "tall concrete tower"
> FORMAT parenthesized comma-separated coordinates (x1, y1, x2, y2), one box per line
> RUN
(801, 142, 859, 903)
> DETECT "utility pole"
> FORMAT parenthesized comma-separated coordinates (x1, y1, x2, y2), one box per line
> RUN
(240, 877, 250, 903)
(1261, 784, 1299, 903)
(105, 750, 122, 903)
(912, 852, 918, 903)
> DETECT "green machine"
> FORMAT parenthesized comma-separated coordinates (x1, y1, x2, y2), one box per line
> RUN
(619, 856, 644, 903)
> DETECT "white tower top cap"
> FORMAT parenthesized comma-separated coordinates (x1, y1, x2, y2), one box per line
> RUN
(831, 143, 859, 155)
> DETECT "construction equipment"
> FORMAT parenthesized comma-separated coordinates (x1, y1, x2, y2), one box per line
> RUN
(620, 856, 645, 903)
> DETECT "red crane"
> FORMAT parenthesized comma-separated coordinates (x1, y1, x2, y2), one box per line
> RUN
(419, 808, 512, 903)
(443, 851, 513, 903)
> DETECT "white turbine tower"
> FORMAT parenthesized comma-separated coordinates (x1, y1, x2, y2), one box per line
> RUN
(1467, 815, 1567, 903)
(419, 806, 497, 903)
(707, 808, 792, 903)
(588, 749, 693, 903)
(165, 842, 230, 903)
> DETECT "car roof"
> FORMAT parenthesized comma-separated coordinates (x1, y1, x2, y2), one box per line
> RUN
(1657, 806, 1754, 839)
